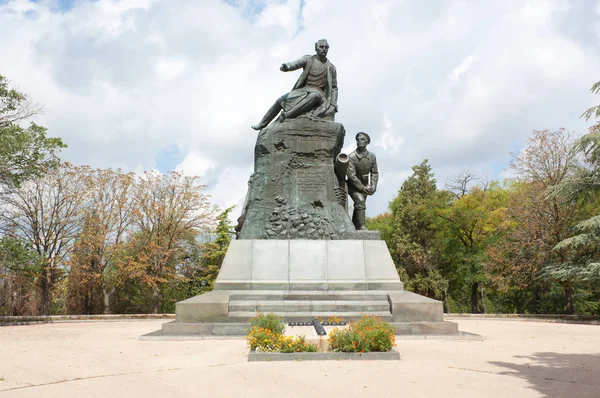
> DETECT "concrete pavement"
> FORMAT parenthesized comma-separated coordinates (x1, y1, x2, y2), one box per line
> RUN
(0, 318, 599, 397)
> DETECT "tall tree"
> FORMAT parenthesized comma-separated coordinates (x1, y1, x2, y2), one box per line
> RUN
(386, 160, 449, 305)
(547, 113, 600, 288)
(438, 181, 508, 313)
(197, 206, 236, 287)
(0, 163, 89, 314)
(67, 168, 135, 314)
(0, 74, 66, 189)
(0, 236, 41, 315)
(494, 129, 582, 313)
(119, 171, 215, 314)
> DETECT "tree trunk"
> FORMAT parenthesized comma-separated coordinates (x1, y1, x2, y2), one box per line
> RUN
(151, 287, 160, 314)
(443, 286, 450, 314)
(11, 290, 18, 316)
(565, 285, 574, 314)
(470, 283, 479, 314)
(479, 285, 487, 314)
(102, 285, 114, 315)
(39, 268, 51, 316)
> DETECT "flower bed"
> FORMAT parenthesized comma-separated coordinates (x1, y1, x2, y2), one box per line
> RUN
(328, 315, 396, 353)
(246, 313, 318, 353)
(246, 313, 399, 361)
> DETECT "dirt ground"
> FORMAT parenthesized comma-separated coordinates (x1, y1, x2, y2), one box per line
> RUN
(1, 318, 599, 398)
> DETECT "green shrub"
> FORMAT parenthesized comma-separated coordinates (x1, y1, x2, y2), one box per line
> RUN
(328, 315, 396, 352)
(248, 313, 285, 335)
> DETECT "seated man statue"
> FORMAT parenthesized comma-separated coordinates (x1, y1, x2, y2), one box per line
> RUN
(251, 39, 338, 130)
(347, 132, 379, 230)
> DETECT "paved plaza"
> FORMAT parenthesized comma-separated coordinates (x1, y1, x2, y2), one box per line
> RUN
(0, 318, 599, 397)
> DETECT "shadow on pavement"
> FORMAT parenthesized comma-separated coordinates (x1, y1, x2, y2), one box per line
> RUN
(490, 352, 600, 397)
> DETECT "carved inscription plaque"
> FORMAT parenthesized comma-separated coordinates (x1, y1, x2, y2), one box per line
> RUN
(287, 134, 333, 152)
(296, 169, 327, 196)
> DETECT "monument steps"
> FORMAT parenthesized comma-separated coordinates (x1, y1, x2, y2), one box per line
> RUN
(227, 310, 394, 323)
(228, 290, 389, 301)
(229, 299, 391, 313)
(147, 239, 461, 337)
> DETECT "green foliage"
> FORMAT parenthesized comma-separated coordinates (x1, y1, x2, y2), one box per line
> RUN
(386, 160, 446, 276)
(547, 215, 600, 283)
(0, 235, 42, 276)
(328, 315, 395, 352)
(549, 122, 600, 288)
(365, 212, 392, 240)
(438, 181, 509, 313)
(248, 312, 285, 335)
(404, 269, 448, 301)
(0, 74, 66, 188)
(195, 206, 236, 288)
(581, 81, 600, 121)
(0, 236, 42, 315)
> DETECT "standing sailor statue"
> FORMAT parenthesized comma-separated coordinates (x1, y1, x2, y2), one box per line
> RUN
(346, 132, 379, 230)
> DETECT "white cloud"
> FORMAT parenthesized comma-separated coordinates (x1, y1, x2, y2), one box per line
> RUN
(1, 0, 599, 217)
(376, 115, 402, 154)
(156, 58, 186, 80)
(176, 152, 215, 179)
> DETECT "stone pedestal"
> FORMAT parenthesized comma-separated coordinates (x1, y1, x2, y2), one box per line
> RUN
(146, 239, 458, 338)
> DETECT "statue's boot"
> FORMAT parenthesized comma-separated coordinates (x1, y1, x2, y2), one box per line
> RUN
(353, 209, 367, 230)
(251, 102, 282, 130)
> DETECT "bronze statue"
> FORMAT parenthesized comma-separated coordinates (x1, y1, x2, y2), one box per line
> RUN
(347, 132, 378, 230)
(251, 39, 338, 131)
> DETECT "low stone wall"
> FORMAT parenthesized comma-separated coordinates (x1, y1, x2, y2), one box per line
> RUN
(0, 314, 174, 326)
(446, 314, 600, 325)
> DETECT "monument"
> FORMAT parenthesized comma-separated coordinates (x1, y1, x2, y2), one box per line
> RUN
(147, 40, 457, 338)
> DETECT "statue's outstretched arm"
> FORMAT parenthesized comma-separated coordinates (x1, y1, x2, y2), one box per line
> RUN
(282, 55, 310, 72)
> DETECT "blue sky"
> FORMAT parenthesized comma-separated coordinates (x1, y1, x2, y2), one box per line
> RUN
(28, 0, 79, 11)
(1, 0, 599, 218)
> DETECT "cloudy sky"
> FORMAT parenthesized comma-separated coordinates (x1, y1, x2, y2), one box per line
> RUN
(1, 0, 599, 218)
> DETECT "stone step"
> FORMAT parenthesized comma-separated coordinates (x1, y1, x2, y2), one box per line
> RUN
(227, 310, 394, 322)
(228, 290, 390, 301)
(229, 300, 390, 313)
(145, 320, 461, 338)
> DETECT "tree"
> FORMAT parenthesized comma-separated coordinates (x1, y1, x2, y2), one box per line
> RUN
(0, 163, 89, 315)
(444, 168, 481, 199)
(547, 112, 600, 292)
(493, 129, 583, 313)
(67, 169, 135, 314)
(163, 206, 237, 309)
(438, 181, 508, 313)
(0, 74, 66, 188)
(387, 160, 440, 274)
(385, 160, 450, 307)
(197, 206, 236, 287)
(118, 171, 216, 314)
(0, 236, 42, 315)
